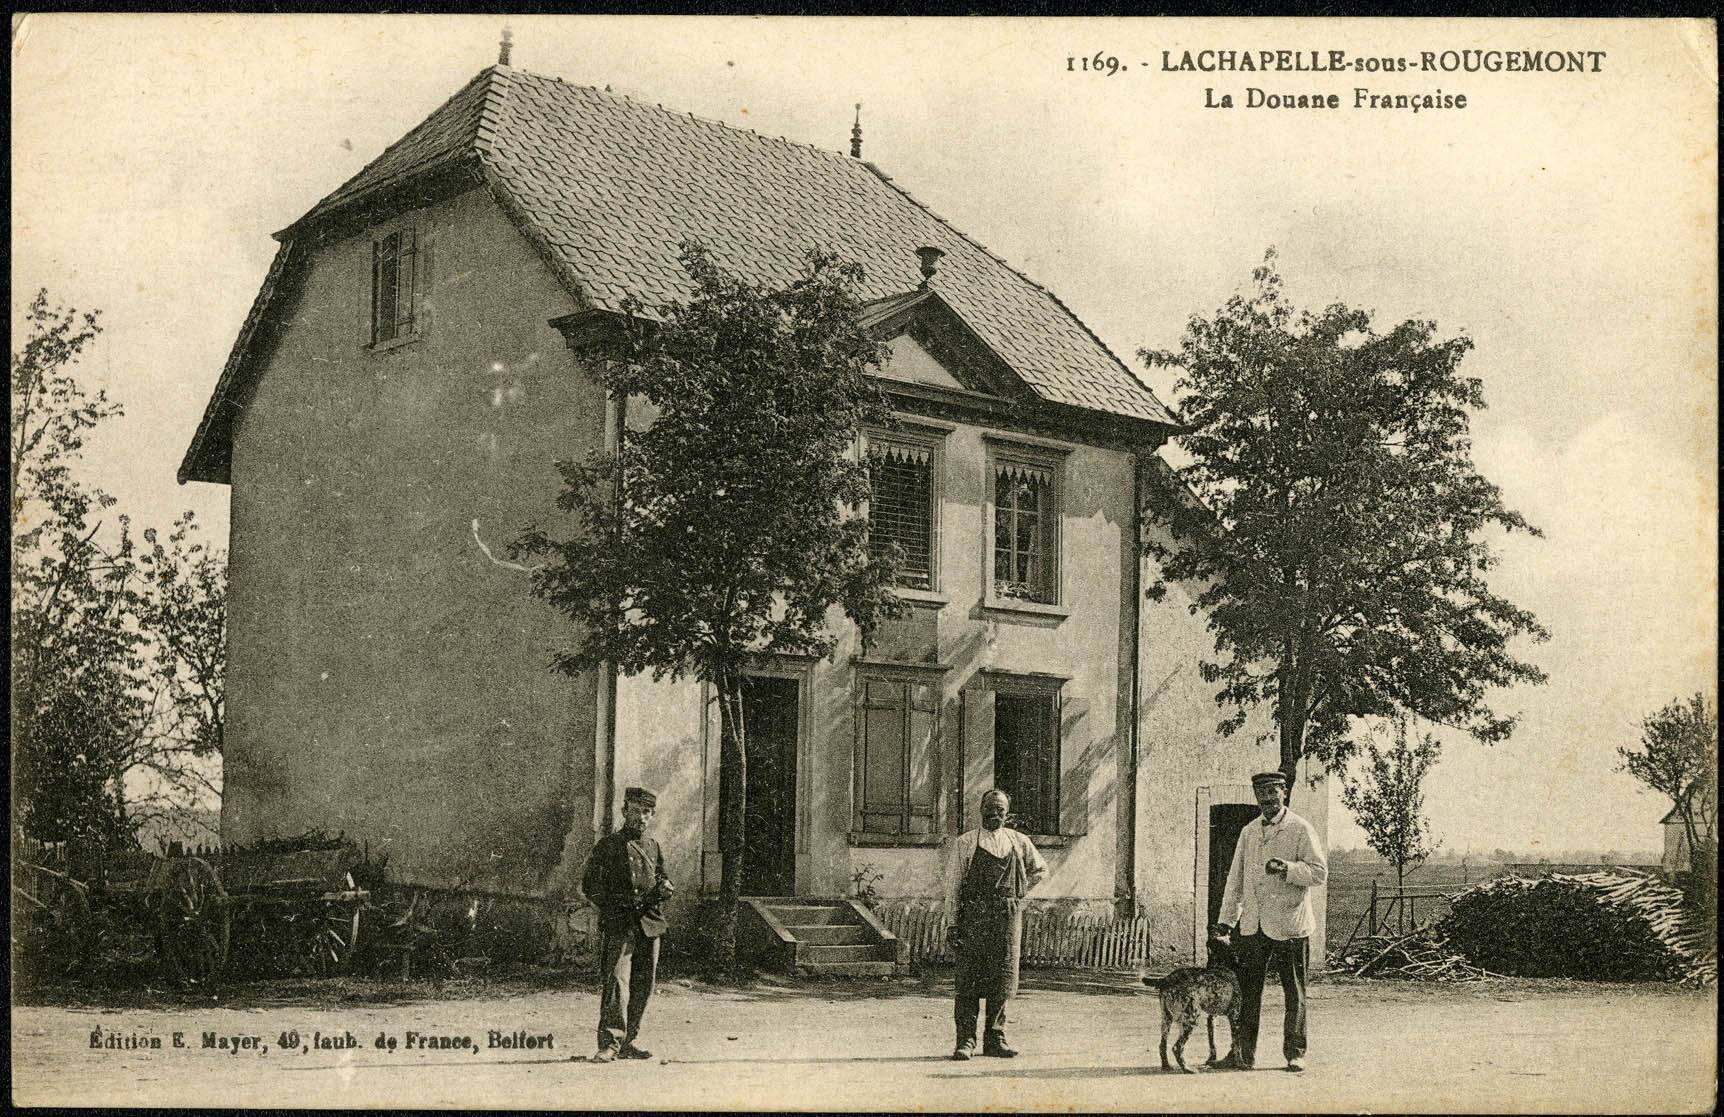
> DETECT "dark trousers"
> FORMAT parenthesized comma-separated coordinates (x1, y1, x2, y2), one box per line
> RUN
(954, 994, 1008, 1046)
(1234, 932, 1308, 1066)
(596, 926, 658, 1051)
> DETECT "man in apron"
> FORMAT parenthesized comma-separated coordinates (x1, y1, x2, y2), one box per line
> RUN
(945, 789, 1048, 1059)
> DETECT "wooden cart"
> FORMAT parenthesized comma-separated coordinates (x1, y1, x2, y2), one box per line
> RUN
(15, 837, 370, 988)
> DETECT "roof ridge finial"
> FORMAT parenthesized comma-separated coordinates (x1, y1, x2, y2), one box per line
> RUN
(850, 103, 862, 159)
(498, 26, 513, 67)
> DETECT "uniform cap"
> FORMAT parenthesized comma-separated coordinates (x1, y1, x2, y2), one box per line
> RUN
(623, 786, 658, 808)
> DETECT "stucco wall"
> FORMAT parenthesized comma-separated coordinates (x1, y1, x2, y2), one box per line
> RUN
(611, 407, 1142, 918)
(223, 187, 603, 895)
(1132, 505, 1330, 966)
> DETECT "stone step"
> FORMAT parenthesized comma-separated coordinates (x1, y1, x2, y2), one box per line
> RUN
(785, 924, 873, 945)
(762, 904, 860, 926)
(800, 943, 896, 964)
(796, 959, 899, 977)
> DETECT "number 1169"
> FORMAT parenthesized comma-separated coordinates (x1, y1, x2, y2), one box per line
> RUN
(1067, 53, 1123, 75)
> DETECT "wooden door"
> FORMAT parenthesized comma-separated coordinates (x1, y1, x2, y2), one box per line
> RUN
(733, 675, 799, 896)
(1208, 803, 1260, 930)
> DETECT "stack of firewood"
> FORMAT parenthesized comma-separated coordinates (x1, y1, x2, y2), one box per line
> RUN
(1437, 870, 1715, 983)
(1329, 928, 1498, 981)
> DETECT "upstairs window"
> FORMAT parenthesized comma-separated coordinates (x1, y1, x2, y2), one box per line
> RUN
(867, 435, 939, 591)
(371, 228, 417, 345)
(992, 457, 1059, 603)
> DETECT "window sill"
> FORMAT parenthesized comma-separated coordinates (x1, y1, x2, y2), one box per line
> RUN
(981, 596, 1071, 621)
(890, 587, 950, 608)
(848, 832, 945, 848)
(367, 333, 422, 355)
(1023, 833, 1079, 848)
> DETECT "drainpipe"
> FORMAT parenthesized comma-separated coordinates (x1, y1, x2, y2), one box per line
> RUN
(599, 389, 627, 836)
(1124, 452, 1144, 917)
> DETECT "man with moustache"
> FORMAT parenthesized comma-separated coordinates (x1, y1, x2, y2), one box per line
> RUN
(944, 789, 1048, 1060)
(1215, 771, 1328, 1073)
(580, 786, 673, 1063)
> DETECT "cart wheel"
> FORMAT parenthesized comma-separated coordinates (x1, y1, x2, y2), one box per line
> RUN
(156, 858, 231, 988)
(296, 902, 362, 977)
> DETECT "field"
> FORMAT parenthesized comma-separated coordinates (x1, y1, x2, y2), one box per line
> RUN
(1325, 859, 1503, 951)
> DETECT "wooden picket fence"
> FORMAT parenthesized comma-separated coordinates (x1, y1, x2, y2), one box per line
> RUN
(873, 900, 1153, 970)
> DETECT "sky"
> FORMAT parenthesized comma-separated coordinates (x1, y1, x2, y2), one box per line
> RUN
(11, 14, 1717, 855)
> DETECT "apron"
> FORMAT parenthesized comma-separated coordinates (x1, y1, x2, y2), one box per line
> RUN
(953, 836, 1028, 1001)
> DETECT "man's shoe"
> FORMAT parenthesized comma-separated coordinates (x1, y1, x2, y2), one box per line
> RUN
(1286, 1057, 1305, 1072)
(981, 1043, 1018, 1058)
(952, 1042, 974, 1061)
(591, 1047, 617, 1063)
(1214, 1053, 1252, 1071)
(619, 1044, 652, 1060)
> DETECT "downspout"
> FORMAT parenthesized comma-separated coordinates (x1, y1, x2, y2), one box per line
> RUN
(1124, 452, 1144, 917)
(600, 390, 627, 835)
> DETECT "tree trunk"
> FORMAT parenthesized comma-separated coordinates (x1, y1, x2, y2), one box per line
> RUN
(1277, 642, 1303, 804)
(714, 669, 749, 971)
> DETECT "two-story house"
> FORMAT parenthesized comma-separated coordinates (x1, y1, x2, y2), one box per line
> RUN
(179, 59, 1325, 968)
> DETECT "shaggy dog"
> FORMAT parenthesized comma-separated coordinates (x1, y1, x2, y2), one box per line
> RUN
(1141, 931, 1242, 1073)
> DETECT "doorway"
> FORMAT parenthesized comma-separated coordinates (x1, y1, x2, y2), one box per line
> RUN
(726, 674, 800, 896)
(1207, 803, 1261, 931)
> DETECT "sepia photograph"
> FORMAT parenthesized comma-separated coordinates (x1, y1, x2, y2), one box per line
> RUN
(9, 13, 1717, 1112)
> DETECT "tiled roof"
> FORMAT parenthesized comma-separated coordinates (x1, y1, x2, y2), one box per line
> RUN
(190, 64, 1174, 481)
(302, 65, 1174, 425)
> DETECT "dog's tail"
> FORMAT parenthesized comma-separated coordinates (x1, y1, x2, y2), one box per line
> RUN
(1139, 973, 1167, 989)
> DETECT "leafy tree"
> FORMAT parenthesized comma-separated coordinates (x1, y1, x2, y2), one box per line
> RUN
(1139, 251, 1548, 793)
(1618, 693, 1717, 916)
(128, 512, 227, 838)
(11, 292, 227, 851)
(1340, 716, 1441, 931)
(516, 245, 903, 964)
(10, 291, 141, 848)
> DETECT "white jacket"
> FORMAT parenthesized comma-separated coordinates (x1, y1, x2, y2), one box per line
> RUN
(1219, 807, 1327, 941)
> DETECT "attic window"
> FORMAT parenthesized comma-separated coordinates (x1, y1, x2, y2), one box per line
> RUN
(371, 228, 417, 345)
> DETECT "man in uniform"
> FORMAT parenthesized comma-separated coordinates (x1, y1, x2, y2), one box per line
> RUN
(1215, 771, 1328, 1073)
(580, 786, 673, 1063)
(944, 789, 1048, 1060)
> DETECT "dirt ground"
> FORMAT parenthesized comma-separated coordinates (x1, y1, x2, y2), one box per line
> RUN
(11, 970, 1717, 1113)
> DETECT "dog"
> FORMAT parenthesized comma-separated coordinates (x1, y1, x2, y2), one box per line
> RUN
(1141, 929, 1242, 1073)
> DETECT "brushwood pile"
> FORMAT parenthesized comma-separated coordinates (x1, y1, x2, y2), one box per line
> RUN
(1436, 870, 1715, 983)
(1331, 869, 1716, 985)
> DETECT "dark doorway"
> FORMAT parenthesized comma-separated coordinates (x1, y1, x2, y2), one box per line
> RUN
(1207, 803, 1261, 931)
(727, 675, 799, 896)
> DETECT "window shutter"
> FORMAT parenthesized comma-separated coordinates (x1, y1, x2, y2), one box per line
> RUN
(860, 680, 905, 834)
(1057, 693, 1089, 837)
(960, 683, 994, 827)
(906, 682, 938, 834)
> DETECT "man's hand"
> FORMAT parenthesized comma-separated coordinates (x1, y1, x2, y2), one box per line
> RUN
(1265, 857, 1288, 877)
